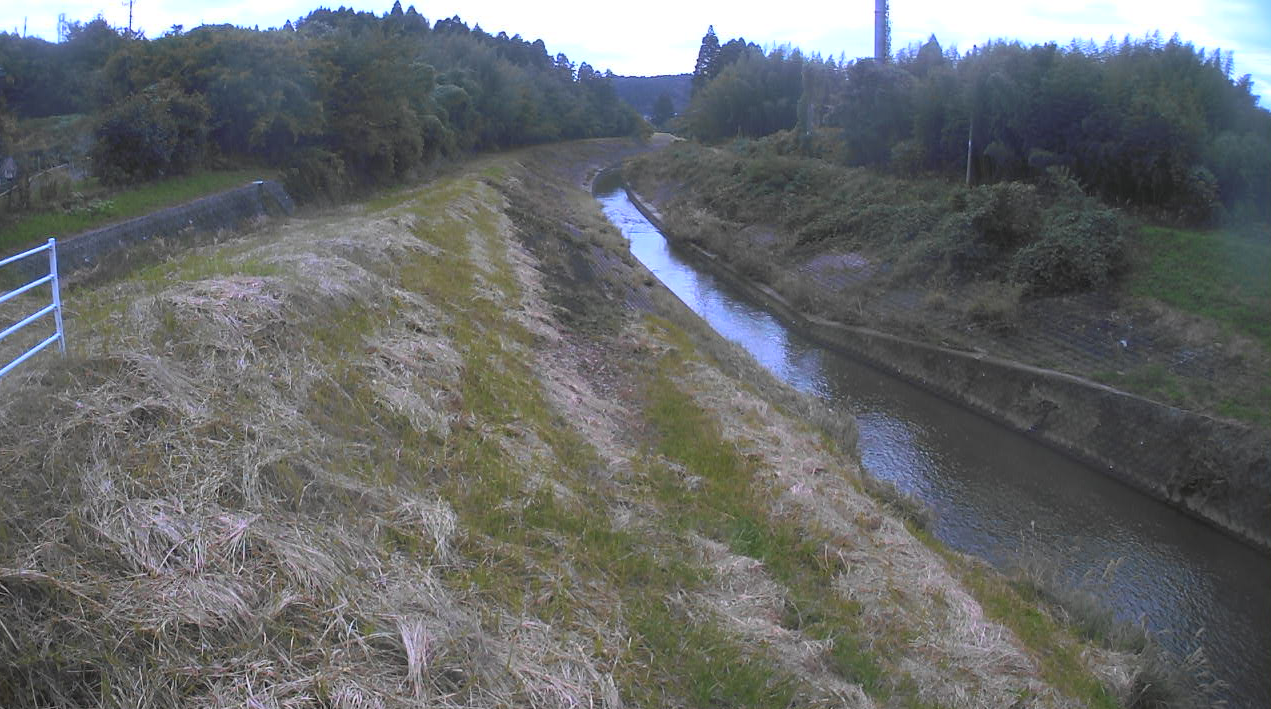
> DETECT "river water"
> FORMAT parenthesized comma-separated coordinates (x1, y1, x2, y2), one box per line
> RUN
(595, 184, 1270, 707)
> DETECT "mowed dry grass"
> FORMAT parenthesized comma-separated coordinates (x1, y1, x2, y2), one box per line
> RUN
(0, 143, 1140, 708)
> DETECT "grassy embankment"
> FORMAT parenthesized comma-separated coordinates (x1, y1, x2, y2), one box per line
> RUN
(1119, 226, 1271, 423)
(1, 139, 1153, 707)
(624, 139, 1270, 427)
(0, 168, 273, 254)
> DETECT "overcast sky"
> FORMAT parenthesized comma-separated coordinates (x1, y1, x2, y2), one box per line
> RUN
(5, 1, 1269, 104)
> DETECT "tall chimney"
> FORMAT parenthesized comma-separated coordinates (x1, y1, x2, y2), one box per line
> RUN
(874, 0, 889, 62)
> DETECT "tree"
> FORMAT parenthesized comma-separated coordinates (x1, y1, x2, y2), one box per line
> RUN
(836, 59, 914, 166)
(686, 48, 803, 141)
(691, 26, 720, 95)
(651, 92, 674, 128)
(90, 84, 209, 184)
(152, 26, 323, 159)
(910, 35, 944, 77)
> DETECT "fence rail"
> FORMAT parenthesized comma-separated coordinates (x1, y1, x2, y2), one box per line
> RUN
(0, 238, 66, 380)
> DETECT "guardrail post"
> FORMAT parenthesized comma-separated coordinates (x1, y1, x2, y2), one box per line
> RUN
(49, 237, 65, 355)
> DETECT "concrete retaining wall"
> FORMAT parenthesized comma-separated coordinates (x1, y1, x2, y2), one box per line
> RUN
(626, 186, 1271, 554)
(37, 180, 294, 277)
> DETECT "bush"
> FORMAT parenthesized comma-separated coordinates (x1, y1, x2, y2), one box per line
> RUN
(90, 86, 210, 185)
(281, 147, 349, 204)
(965, 181, 1041, 249)
(890, 139, 925, 176)
(1175, 166, 1222, 226)
(419, 113, 455, 160)
(1009, 206, 1125, 294)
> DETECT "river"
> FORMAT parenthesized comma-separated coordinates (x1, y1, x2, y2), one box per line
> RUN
(595, 182, 1270, 707)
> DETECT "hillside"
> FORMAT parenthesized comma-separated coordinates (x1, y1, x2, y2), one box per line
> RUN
(611, 74, 693, 117)
(0, 138, 1153, 707)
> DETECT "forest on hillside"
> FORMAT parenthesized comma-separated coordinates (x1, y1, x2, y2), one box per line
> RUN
(681, 27, 1271, 224)
(610, 74, 691, 121)
(0, 2, 643, 202)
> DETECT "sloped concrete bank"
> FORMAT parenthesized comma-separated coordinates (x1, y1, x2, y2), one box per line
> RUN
(625, 186, 1271, 554)
(32, 180, 295, 278)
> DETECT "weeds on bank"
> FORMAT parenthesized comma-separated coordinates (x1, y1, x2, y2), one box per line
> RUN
(628, 143, 1270, 429)
(910, 525, 1138, 709)
(1006, 553, 1227, 709)
(386, 179, 810, 707)
(1094, 362, 1271, 428)
(640, 319, 940, 705)
(1, 169, 271, 253)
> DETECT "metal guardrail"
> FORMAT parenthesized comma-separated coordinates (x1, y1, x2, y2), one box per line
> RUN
(0, 238, 66, 380)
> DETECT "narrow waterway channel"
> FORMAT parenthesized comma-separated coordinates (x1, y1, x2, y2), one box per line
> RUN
(594, 181, 1270, 707)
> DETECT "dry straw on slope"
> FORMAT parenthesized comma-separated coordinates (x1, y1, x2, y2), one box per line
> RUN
(0, 203, 619, 707)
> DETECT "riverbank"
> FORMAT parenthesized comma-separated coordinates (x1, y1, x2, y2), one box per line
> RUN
(0, 137, 1155, 707)
(622, 142, 1271, 431)
(620, 167, 1271, 555)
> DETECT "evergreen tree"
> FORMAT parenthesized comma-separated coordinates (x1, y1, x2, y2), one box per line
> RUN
(691, 26, 720, 95)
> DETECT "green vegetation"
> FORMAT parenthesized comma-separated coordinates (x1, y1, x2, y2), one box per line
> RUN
(626, 140, 1126, 296)
(7, 113, 91, 155)
(1130, 226, 1271, 348)
(643, 349, 895, 701)
(628, 137, 1270, 426)
(682, 27, 1271, 223)
(0, 142, 1145, 707)
(911, 528, 1122, 709)
(0, 169, 267, 252)
(640, 22, 1271, 430)
(609, 74, 691, 119)
(401, 175, 806, 707)
(0, 4, 644, 211)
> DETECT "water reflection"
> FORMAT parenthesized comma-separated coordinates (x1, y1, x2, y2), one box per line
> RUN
(597, 186, 1270, 707)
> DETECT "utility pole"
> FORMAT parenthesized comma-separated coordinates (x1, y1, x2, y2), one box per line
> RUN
(966, 48, 979, 186)
(121, 0, 135, 36)
(965, 114, 974, 185)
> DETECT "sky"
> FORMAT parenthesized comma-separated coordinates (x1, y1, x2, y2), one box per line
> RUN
(4, 0, 1269, 104)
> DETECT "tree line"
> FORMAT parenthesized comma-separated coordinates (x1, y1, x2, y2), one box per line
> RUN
(684, 27, 1271, 223)
(0, 2, 644, 202)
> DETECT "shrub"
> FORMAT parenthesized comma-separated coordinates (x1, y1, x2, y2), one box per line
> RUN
(90, 86, 210, 185)
(420, 113, 455, 160)
(733, 248, 774, 283)
(281, 147, 349, 204)
(890, 139, 925, 176)
(1175, 166, 1222, 226)
(964, 181, 1041, 249)
(1038, 165, 1088, 207)
(1010, 206, 1125, 294)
